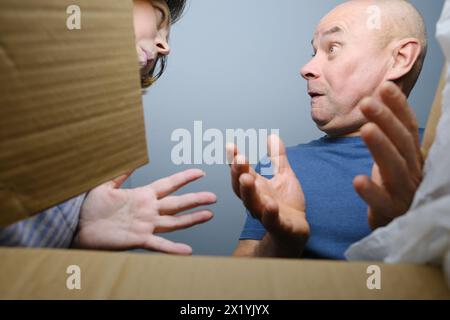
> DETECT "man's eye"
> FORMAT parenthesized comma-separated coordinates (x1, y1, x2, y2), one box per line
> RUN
(329, 44, 339, 54)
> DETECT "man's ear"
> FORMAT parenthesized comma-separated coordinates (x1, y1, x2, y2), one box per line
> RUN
(386, 38, 422, 81)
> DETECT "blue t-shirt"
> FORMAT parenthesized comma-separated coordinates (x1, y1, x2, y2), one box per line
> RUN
(240, 131, 423, 260)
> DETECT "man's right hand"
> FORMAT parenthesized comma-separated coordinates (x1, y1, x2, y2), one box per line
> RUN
(227, 135, 309, 257)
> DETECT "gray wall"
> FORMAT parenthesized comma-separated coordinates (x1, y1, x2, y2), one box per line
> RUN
(128, 0, 445, 256)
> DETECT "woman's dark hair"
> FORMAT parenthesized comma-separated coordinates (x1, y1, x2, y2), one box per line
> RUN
(166, 0, 186, 24)
(141, 0, 186, 88)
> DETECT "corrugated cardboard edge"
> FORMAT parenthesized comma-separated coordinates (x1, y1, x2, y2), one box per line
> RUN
(0, 248, 448, 299)
(0, 0, 149, 226)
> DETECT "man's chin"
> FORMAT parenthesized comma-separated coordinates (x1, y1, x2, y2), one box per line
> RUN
(311, 109, 331, 129)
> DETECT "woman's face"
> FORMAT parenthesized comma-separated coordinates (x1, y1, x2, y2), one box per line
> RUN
(133, 0, 171, 80)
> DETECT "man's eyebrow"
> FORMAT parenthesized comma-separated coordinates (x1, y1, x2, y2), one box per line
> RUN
(322, 26, 344, 37)
(311, 26, 344, 47)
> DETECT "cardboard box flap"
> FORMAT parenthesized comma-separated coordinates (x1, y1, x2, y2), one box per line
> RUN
(0, 248, 449, 299)
(0, 0, 148, 226)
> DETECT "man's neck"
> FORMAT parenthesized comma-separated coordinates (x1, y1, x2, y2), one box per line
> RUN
(326, 130, 361, 138)
(339, 130, 361, 137)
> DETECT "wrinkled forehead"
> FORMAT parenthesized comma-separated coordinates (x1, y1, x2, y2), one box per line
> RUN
(313, 3, 376, 45)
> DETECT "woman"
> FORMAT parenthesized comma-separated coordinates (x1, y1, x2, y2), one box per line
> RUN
(135, 0, 181, 88)
(0, 0, 216, 255)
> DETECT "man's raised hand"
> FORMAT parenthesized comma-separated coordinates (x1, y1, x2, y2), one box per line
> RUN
(227, 135, 309, 254)
(354, 82, 423, 229)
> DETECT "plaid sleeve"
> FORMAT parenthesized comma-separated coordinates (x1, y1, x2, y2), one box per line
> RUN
(0, 194, 86, 248)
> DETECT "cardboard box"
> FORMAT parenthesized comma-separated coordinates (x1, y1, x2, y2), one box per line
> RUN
(0, 0, 148, 226)
(0, 248, 449, 299)
(0, 2, 448, 301)
(1, 73, 446, 300)
(422, 65, 446, 158)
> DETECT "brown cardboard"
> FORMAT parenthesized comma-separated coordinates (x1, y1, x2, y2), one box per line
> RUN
(0, 248, 448, 299)
(0, 2, 448, 302)
(0, 0, 148, 227)
(422, 64, 447, 158)
(2, 75, 447, 300)
(0, 70, 448, 302)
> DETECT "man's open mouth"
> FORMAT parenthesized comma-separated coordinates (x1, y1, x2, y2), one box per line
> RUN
(308, 91, 325, 99)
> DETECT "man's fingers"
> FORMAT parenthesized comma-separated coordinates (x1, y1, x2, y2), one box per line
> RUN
(158, 192, 217, 216)
(143, 235, 193, 255)
(353, 175, 391, 212)
(148, 169, 205, 199)
(239, 173, 266, 219)
(359, 97, 420, 175)
(360, 123, 410, 194)
(379, 82, 419, 133)
(230, 154, 258, 198)
(379, 82, 421, 151)
(353, 175, 396, 228)
(260, 195, 281, 232)
(268, 135, 291, 175)
(226, 143, 238, 166)
(230, 154, 249, 197)
(263, 194, 279, 215)
(228, 144, 259, 177)
(154, 210, 213, 233)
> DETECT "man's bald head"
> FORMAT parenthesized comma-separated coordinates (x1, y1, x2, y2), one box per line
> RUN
(327, 0, 427, 96)
(379, 0, 427, 96)
(302, 0, 427, 136)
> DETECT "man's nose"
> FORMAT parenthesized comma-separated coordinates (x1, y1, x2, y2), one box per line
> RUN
(300, 59, 320, 80)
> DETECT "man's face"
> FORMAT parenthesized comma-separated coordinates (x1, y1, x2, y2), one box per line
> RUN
(301, 3, 390, 136)
(133, 0, 171, 78)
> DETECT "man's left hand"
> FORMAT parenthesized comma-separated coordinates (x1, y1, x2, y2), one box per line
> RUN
(353, 82, 424, 230)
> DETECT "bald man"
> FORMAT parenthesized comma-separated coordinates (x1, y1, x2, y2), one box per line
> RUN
(228, 0, 426, 259)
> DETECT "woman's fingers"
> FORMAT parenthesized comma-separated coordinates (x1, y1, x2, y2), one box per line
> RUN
(154, 210, 213, 233)
(143, 235, 193, 255)
(158, 192, 217, 215)
(109, 171, 134, 189)
(148, 169, 205, 199)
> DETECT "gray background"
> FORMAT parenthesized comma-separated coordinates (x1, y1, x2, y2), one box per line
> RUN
(127, 0, 445, 256)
